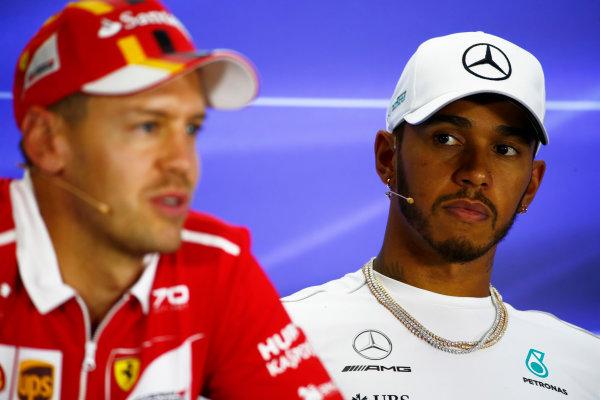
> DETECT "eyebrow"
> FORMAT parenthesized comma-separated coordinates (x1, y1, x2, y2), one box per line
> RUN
(421, 113, 534, 143)
(128, 109, 207, 120)
(420, 114, 472, 129)
(496, 125, 534, 143)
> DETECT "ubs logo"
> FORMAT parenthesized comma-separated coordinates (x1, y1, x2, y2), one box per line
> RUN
(353, 330, 392, 360)
(18, 360, 54, 400)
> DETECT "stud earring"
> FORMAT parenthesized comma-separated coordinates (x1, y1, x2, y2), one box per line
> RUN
(385, 178, 392, 199)
(384, 177, 414, 204)
(518, 204, 528, 214)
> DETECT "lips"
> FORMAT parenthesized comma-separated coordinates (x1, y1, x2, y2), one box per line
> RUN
(149, 190, 190, 218)
(443, 199, 490, 223)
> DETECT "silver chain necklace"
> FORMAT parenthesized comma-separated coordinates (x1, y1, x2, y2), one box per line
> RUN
(362, 258, 508, 354)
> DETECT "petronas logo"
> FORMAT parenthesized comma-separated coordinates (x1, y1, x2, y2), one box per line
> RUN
(525, 349, 549, 378)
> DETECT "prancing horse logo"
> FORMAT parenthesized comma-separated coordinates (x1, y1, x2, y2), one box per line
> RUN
(352, 329, 392, 360)
(462, 43, 512, 81)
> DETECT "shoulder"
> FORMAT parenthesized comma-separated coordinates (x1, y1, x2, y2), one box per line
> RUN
(159, 211, 274, 292)
(0, 178, 12, 199)
(0, 178, 18, 285)
(156, 212, 255, 282)
(180, 211, 251, 257)
(507, 304, 600, 346)
(282, 269, 366, 304)
(282, 268, 381, 342)
(0, 178, 15, 232)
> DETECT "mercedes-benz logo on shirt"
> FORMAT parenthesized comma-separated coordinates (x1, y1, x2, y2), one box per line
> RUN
(462, 43, 512, 81)
(352, 329, 392, 360)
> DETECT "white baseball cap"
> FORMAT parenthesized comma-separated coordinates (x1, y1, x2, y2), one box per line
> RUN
(386, 32, 547, 147)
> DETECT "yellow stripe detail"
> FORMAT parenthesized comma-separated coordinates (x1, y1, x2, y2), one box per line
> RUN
(118, 35, 186, 74)
(68, 1, 114, 15)
(118, 36, 147, 64)
(139, 59, 185, 74)
(18, 51, 30, 72)
(42, 13, 60, 27)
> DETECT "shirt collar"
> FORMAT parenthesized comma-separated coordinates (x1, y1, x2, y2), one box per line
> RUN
(11, 172, 158, 315)
(130, 253, 159, 314)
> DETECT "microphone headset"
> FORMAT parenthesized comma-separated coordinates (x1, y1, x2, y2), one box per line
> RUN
(31, 166, 112, 215)
(385, 189, 414, 204)
(385, 177, 414, 204)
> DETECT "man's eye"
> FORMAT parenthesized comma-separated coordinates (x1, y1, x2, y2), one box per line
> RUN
(496, 144, 518, 156)
(435, 134, 460, 145)
(186, 124, 202, 136)
(139, 122, 157, 133)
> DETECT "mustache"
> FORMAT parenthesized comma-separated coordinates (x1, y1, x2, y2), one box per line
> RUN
(145, 171, 195, 193)
(431, 187, 498, 221)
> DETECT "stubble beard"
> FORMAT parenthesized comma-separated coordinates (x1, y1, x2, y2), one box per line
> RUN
(69, 189, 186, 258)
(395, 162, 520, 264)
(117, 174, 193, 255)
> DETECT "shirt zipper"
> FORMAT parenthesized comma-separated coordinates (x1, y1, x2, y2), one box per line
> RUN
(76, 294, 131, 400)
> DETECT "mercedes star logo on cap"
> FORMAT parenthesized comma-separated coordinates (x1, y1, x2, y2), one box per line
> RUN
(462, 43, 512, 81)
(352, 329, 393, 360)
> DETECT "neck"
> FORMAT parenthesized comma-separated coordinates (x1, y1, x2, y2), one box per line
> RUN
(32, 173, 146, 326)
(375, 209, 495, 298)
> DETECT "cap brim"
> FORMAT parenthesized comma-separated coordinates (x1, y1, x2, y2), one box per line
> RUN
(81, 49, 259, 110)
(197, 50, 259, 109)
(403, 89, 548, 146)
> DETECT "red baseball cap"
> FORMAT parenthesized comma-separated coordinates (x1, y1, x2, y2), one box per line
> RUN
(13, 0, 259, 127)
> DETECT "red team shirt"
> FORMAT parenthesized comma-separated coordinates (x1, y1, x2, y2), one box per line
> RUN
(0, 176, 341, 400)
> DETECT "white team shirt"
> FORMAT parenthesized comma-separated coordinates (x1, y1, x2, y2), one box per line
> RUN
(283, 264, 600, 400)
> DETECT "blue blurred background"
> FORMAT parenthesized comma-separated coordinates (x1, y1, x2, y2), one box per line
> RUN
(1, 1, 598, 333)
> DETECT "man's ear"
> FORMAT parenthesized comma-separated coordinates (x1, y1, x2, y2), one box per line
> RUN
(522, 159, 546, 207)
(374, 130, 396, 184)
(20, 106, 69, 174)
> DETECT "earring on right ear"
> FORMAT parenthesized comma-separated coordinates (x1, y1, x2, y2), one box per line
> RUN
(385, 178, 392, 199)
(518, 204, 528, 214)
(384, 177, 414, 204)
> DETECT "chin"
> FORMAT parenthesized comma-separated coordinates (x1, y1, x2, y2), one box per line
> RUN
(135, 227, 183, 255)
(156, 235, 184, 254)
(430, 236, 496, 264)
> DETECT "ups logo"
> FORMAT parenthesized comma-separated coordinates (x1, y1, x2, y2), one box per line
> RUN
(18, 360, 54, 400)
(0, 362, 5, 391)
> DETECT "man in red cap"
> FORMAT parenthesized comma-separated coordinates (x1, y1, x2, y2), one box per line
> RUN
(0, 1, 342, 399)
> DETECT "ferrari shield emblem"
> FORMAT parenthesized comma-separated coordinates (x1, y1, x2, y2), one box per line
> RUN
(114, 357, 140, 391)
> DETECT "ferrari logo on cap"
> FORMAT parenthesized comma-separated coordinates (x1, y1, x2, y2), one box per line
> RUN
(114, 357, 140, 391)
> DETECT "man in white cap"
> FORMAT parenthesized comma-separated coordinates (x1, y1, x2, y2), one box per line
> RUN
(283, 32, 600, 398)
(0, 1, 342, 399)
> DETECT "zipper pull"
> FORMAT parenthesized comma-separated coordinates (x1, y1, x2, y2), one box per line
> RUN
(83, 341, 97, 371)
